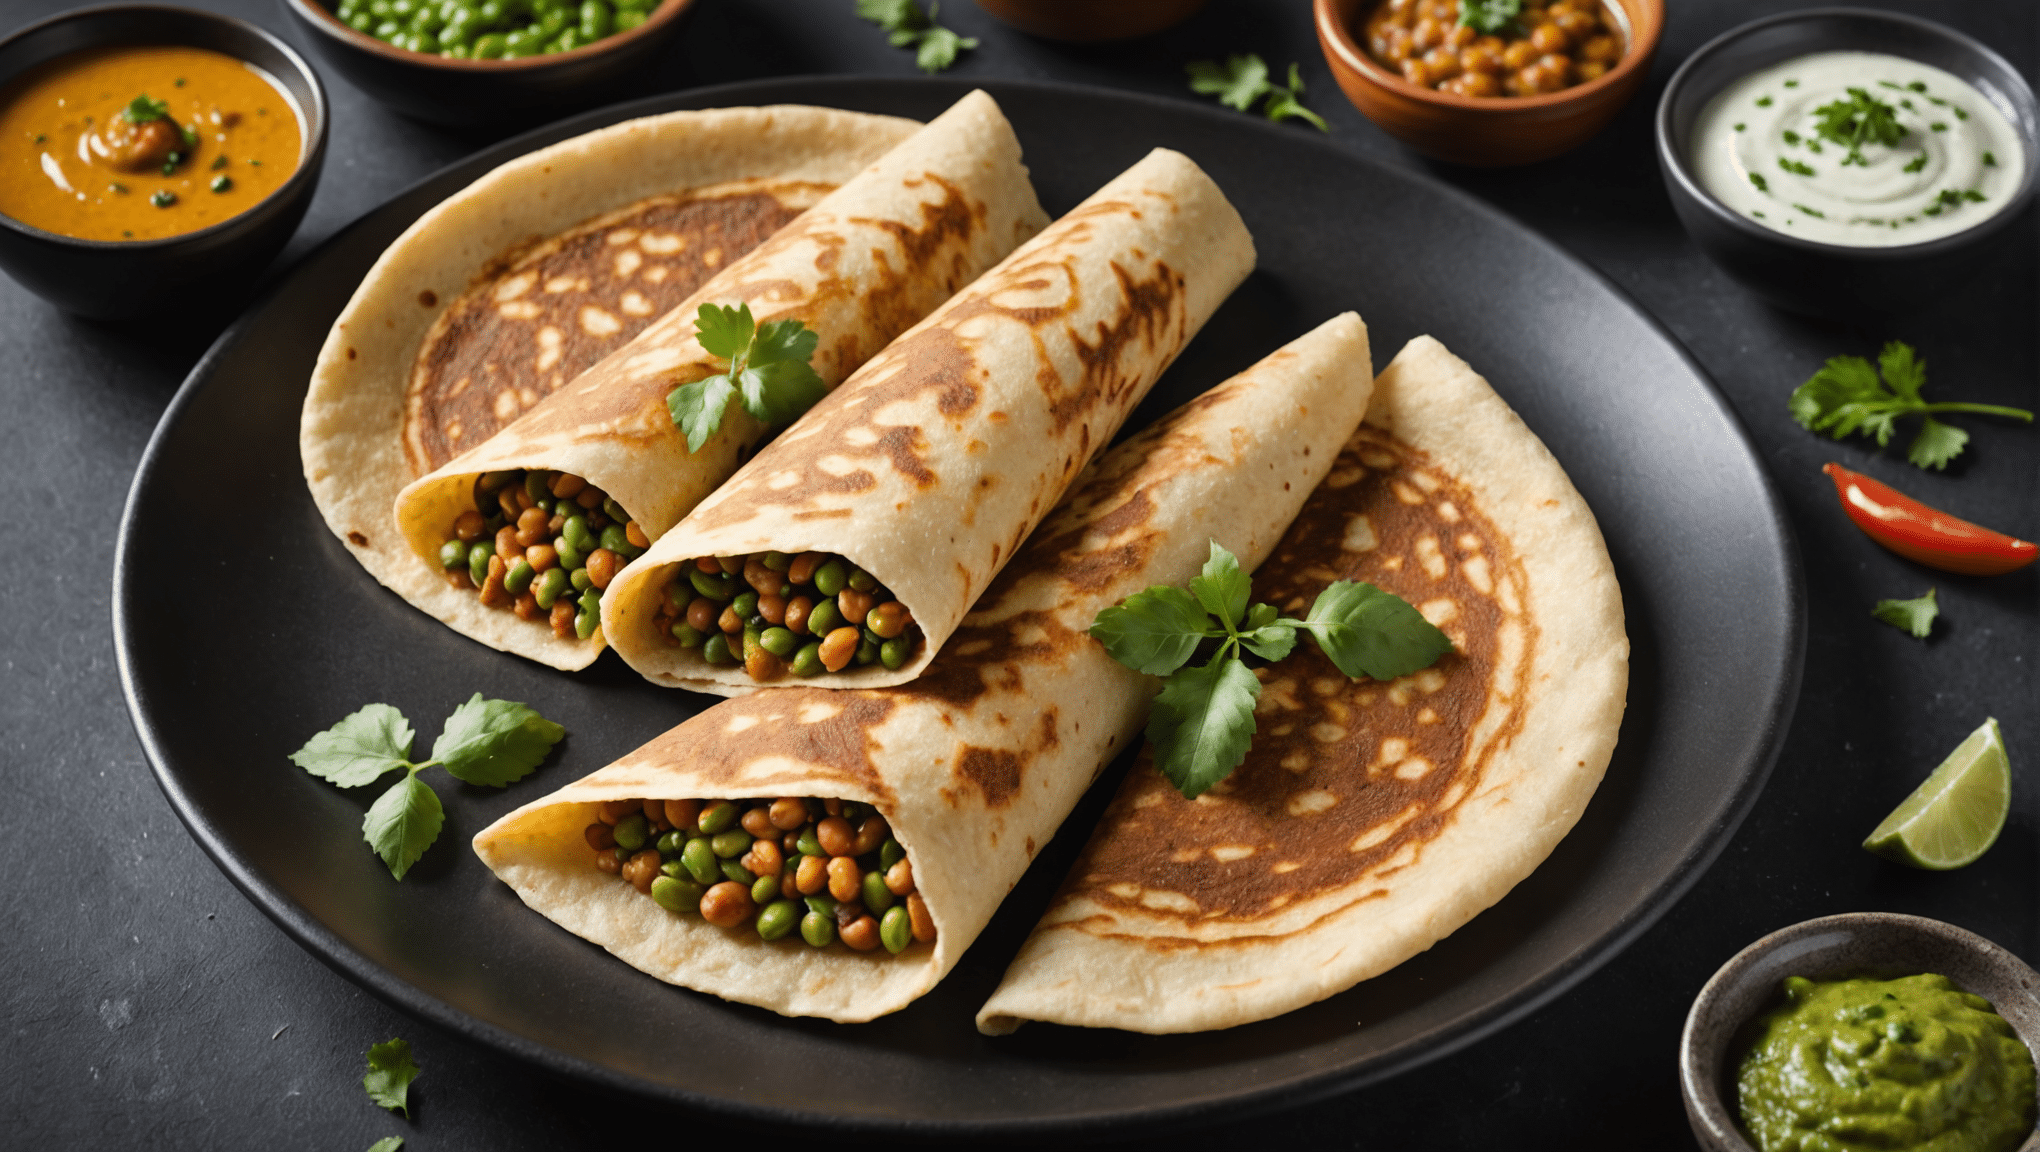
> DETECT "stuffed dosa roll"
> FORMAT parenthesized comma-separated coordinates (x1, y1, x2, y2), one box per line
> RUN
(377, 91, 1048, 669)
(473, 314, 1375, 1021)
(975, 336, 1628, 1036)
(601, 147, 1255, 694)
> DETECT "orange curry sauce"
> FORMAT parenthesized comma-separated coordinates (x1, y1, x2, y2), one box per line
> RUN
(0, 46, 302, 242)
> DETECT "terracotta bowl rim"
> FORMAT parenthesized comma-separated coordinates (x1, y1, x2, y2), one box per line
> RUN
(278, 0, 692, 72)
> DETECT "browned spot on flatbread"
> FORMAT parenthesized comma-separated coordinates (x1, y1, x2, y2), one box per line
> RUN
(632, 689, 899, 807)
(399, 187, 825, 476)
(1056, 428, 1537, 927)
(346, 531, 368, 546)
(954, 746, 1022, 808)
(418, 290, 437, 308)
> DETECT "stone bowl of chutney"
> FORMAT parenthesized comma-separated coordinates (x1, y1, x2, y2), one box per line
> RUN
(1314, 0, 1664, 166)
(0, 6, 328, 321)
(1681, 912, 2040, 1152)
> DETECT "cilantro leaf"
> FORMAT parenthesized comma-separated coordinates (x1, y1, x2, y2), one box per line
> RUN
(1240, 621, 1298, 663)
(1187, 55, 1270, 112)
(363, 772, 443, 881)
(1088, 585, 1213, 676)
(915, 23, 977, 73)
(289, 704, 415, 789)
(363, 1038, 420, 1118)
(430, 694, 566, 788)
(123, 94, 169, 124)
(668, 304, 826, 451)
(1188, 540, 1251, 628)
(1291, 581, 1454, 681)
(1872, 588, 1938, 639)
(1145, 652, 1261, 799)
(1458, 0, 1521, 34)
(1813, 87, 1906, 166)
(1265, 65, 1330, 132)
(1788, 341, 2032, 470)
(368, 1139, 404, 1152)
(857, 0, 975, 73)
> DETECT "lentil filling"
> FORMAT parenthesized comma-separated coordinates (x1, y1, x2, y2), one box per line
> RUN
(587, 795, 935, 954)
(1363, 0, 1624, 98)
(437, 468, 645, 640)
(655, 551, 922, 681)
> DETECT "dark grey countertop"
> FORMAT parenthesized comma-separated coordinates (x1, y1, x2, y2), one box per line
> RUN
(4, 0, 2033, 1147)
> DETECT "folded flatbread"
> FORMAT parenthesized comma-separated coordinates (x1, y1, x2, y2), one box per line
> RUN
(602, 146, 1255, 694)
(309, 92, 1047, 669)
(472, 314, 1375, 1021)
(977, 336, 1628, 1035)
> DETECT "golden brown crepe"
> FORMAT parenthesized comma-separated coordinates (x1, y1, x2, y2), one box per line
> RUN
(976, 336, 1628, 1036)
(472, 314, 1375, 1021)
(323, 92, 1049, 670)
(302, 103, 920, 648)
(602, 146, 1255, 695)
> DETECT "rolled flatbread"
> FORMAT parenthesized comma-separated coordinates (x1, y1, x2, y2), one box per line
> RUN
(302, 102, 919, 644)
(602, 146, 1255, 694)
(976, 336, 1628, 1035)
(472, 314, 1375, 1022)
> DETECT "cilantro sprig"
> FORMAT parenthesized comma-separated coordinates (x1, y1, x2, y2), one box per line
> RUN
(667, 303, 827, 453)
(1812, 88, 1905, 166)
(363, 1038, 420, 1118)
(1458, 0, 1522, 35)
(1187, 55, 1329, 132)
(856, 0, 977, 73)
(290, 696, 565, 879)
(1789, 341, 2032, 470)
(1091, 542, 1452, 798)
(123, 94, 169, 124)
(1872, 588, 1938, 639)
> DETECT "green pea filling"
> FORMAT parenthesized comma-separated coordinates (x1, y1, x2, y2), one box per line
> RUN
(436, 468, 643, 641)
(587, 796, 930, 955)
(656, 551, 921, 680)
(331, 0, 660, 60)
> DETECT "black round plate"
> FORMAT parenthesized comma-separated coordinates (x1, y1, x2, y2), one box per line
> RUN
(114, 77, 1803, 1136)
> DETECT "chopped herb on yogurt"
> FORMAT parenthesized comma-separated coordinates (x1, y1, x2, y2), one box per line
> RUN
(1780, 157, 1816, 176)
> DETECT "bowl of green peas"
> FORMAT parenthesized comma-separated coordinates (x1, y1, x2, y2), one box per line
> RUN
(279, 0, 692, 128)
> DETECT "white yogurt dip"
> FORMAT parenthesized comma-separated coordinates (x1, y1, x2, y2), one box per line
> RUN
(1690, 50, 2024, 247)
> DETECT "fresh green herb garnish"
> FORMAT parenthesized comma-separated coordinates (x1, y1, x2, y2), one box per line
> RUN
(1930, 122, 1947, 133)
(1984, 151, 1998, 166)
(290, 696, 566, 879)
(855, 0, 977, 73)
(1789, 341, 2033, 470)
(1813, 87, 1905, 166)
(211, 174, 231, 193)
(1778, 157, 1816, 177)
(1794, 203, 1825, 218)
(210, 154, 228, 170)
(1749, 172, 1769, 192)
(149, 190, 175, 208)
(1187, 55, 1328, 131)
(363, 1038, 419, 1118)
(1456, 0, 1520, 34)
(1872, 588, 1938, 639)
(1902, 154, 1927, 174)
(174, 77, 185, 87)
(1785, 79, 1799, 88)
(666, 303, 826, 453)
(1756, 96, 1773, 107)
(1908, 81, 1927, 93)
(1735, 123, 1746, 132)
(33, 133, 45, 144)
(1090, 542, 1451, 798)
(122, 94, 169, 124)
(1782, 130, 1801, 145)
(107, 182, 127, 194)
(179, 124, 198, 148)
(367, 1139, 403, 1152)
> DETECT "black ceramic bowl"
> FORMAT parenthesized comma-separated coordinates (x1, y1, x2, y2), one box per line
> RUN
(1681, 913, 2040, 1152)
(1655, 8, 2039, 319)
(0, 5, 328, 321)
(279, 0, 694, 129)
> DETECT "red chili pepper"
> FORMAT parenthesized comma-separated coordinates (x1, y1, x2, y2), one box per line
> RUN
(1822, 463, 2037, 576)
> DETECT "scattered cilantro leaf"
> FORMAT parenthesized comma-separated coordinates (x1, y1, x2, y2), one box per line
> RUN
(431, 694, 567, 787)
(1092, 542, 1449, 797)
(667, 303, 826, 452)
(856, 0, 976, 73)
(289, 704, 416, 789)
(1457, 0, 1521, 34)
(1778, 157, 1816, 177)
(363, 1039, 420, 1118)
(1145, 652, 1261, 799)
(1872, 588, 1938, 639)
(1788, 341, 2032, 470)
(1186, 55, 1327, 131)
(1813, 87, 1906, 166)
(368, 1139, 404, 1152)
(123, 94, 169, 124)
(364, 772, 442, 881)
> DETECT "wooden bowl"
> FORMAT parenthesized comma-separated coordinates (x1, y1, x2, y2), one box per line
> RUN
(971, 0, 1206, 43)
(1315, 0, 1664, 166)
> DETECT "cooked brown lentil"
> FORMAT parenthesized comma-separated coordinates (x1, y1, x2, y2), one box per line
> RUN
(654, 550, 922, 681)
(436, 468, 647, 642)
(1364, 0, 1624, 98)
(588, 795, 932, 954)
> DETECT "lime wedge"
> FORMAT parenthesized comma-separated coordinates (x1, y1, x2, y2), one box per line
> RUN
(1863, 718, 2010, 870)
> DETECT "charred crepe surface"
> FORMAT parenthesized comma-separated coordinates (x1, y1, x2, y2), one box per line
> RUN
(404, 181, 830, 476)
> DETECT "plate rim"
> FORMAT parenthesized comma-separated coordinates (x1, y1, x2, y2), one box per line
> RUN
(113, 73, 1806, 1135)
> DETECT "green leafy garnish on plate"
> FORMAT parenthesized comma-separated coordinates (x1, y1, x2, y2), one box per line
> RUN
(1457, 0, 1521, 35)
(667, 303, 827, 453)
(1813, 87, 1906, 166)
(123, 94, 169, 124)
(1090, 542, 1451, 798)
(363, 1038, 419, 1117)
(1186, 55, 1328, 132)
(290, 696, 565, 879)
(367, 1139, 404, 1152)
(856, 0, 977, 73)
(1872, 588, 1938, 639)
(1789, 341, 2032, 470)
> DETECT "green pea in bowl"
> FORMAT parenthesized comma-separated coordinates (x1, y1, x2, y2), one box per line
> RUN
(278, 0, 695, 128)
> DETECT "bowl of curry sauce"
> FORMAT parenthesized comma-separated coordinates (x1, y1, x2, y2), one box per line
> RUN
(0, 6, 327, 319)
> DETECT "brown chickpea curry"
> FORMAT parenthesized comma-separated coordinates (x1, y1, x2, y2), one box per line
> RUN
(0, 46, 302, 242)
(1364, 0, 1624, 98)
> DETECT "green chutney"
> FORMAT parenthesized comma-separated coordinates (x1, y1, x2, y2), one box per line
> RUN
(1737, 973, 2036, 1152)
